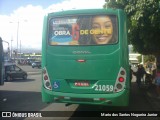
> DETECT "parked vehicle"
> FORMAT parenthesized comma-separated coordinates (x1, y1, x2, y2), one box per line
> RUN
(32, 61, 41, 68)
(4, 63, 27, 81)
(26, 58, 35, 65)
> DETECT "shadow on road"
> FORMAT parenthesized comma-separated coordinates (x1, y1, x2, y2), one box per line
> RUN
(5, 78, 36, 83)
(0, 91, 48, 111)
(68, 82, 158, 120)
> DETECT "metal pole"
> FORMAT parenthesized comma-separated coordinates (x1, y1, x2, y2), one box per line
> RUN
(20, 39, 21, 59)
(17, 21, 19, 58)
(2, 40, 10, 60)
(142, 55, 144, 65)
(11, 39, 13, 59)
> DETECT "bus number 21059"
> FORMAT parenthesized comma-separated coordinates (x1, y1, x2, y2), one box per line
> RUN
(94, 85, 113, 92)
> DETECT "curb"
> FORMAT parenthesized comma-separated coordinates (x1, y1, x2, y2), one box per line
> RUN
(27, 72, 41, 75)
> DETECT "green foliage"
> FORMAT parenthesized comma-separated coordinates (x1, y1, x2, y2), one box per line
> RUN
(137, 55, 155, 63)
(104, 0, 160, 55)
(144, 55, 155, 62)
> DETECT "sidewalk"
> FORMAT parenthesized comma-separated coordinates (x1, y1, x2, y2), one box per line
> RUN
(27, 71, 41, 75)
(142, 83, 160, 111)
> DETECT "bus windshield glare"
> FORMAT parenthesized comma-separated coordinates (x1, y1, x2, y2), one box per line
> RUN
(48, 15, 118, 45)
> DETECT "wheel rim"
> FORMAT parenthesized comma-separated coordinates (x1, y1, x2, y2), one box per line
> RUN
(7, 76, 11, 81)
(23, 75, 27, 79)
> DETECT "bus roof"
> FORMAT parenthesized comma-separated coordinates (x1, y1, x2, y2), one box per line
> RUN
(48, 8, 123, 17)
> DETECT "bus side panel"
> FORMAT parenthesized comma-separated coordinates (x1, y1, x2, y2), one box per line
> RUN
(41, 15, 48, 101)
(120, 10, 130, 89)
(119, 10, 130, 105)
(42, 15, 48, 68)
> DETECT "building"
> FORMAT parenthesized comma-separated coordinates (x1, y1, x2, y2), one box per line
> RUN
(129, 53, 141, 65)
(128, 45, 141, 65)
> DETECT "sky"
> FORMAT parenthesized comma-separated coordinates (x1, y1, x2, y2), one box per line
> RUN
(0, 0, 105, 52)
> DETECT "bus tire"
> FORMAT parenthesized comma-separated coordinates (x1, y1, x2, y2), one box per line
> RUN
(23, 74, 27, 80)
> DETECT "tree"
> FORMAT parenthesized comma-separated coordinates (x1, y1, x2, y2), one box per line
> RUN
(104, 0, 160, 56)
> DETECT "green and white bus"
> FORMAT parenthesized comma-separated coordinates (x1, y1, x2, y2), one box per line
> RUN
(41, 9, 130, 106)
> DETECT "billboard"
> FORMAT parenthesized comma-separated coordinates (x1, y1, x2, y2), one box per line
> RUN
(49, 15, 118, 45)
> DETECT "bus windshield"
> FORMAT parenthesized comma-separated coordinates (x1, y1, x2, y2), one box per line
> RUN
(48, 15, 118, 45)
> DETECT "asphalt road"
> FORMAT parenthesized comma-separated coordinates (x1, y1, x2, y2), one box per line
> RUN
(0, 66, 159, 120)
(17, 65, 41, 75)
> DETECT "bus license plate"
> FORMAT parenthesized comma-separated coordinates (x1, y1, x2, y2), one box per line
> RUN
(74, 81, 89, 87)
